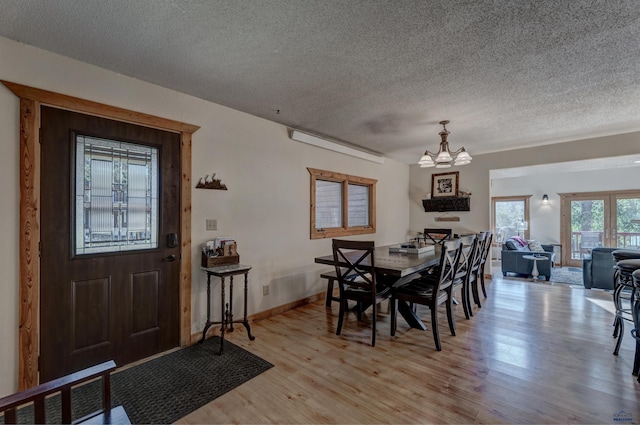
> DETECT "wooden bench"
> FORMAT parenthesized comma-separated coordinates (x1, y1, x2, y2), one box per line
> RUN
(0, 360, 130, 424)
(320, 270, 341, 307)
(321, 270, 365, 307)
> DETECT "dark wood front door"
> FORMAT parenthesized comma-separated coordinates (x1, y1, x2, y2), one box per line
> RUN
(39, 106, 181, 382)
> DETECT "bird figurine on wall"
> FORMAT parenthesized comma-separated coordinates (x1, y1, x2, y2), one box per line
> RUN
(196, 172, 228, 190)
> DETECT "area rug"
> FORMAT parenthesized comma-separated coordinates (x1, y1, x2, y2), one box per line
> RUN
(550, 267, 584, 286)
(15, 337, 273, 424)
(502, 267, 584, 286)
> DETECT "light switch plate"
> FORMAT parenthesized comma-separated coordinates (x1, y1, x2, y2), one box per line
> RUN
(206, 219, 217, 231)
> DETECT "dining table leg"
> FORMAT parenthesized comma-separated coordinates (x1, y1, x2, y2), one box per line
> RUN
(380, 272, 430, 331)
(396, 300, 428, 331)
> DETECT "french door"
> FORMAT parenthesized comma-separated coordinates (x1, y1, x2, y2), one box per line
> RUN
(561, 190, 640, 267)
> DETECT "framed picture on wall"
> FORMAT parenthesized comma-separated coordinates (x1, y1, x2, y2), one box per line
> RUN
(431, 171, 459, 198)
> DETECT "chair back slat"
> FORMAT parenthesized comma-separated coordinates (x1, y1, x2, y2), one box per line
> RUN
(332, 239, 376, 292)
(480, 232, 493, 265)
(470, 232, 487, 274)
(423, 228, 453, 245)
(456, 235, 478, 280)
(437, 239, 464, 292)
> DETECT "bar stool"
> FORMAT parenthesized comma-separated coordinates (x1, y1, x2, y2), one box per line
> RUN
(611, 249, 640, 355)
(632, 269, 640, 382)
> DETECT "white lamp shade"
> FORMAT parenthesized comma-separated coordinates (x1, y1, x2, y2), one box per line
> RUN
(436, 150, 453, 162)
(456, 149, 472, 161)
(418, 155, 435, 167)
(435, 162, 452, 168)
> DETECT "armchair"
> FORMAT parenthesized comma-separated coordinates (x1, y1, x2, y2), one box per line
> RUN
(501, 238, 555, 281)
(581, 247, 640, 290)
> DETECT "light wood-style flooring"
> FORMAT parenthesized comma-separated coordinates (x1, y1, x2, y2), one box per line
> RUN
(180, 276, 640, 424)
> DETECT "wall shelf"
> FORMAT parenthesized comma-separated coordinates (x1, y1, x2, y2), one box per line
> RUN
(422, 197, 470, 212)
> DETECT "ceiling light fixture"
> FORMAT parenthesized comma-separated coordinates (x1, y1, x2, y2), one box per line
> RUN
(418, 120, 472, 168)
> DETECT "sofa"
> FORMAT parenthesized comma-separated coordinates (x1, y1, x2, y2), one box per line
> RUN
(501, 237, 555, 281)
(582, 247, 640, 290)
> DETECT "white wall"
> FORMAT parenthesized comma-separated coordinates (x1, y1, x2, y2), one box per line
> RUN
(0, 37, 410, 396)
(491, 166, 640, 244)
(409, 133, 640, 239)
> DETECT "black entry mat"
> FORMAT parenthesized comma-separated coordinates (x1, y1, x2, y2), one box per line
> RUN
(14, 337, 273, 424)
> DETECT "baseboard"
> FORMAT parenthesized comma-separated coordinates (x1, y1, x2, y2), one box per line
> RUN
(249, 291, 326, 321)
(189, 291, 326, 344)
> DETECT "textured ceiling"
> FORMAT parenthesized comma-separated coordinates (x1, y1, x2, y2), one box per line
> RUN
(1, 0, 640, 164)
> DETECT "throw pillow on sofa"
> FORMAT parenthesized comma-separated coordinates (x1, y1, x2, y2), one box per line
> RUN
(511, 236, 528, 247)
(528, 240, 545, 252)
(505, 236, 529, 250)
(505, 239, 519, 250)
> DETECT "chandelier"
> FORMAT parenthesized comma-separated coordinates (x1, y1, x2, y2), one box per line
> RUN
(418, 120, 472, 168)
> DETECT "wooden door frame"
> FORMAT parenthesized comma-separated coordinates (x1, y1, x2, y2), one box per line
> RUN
(490, 195, 532, 241)
(1, 81, 199, 390)
(559, 189, 640, 267)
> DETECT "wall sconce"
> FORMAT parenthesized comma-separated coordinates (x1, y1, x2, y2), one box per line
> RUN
(542, 194, 549, 204)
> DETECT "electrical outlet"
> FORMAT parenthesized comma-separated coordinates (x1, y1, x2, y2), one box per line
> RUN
(263, 285, 269, 296)
(206, 219, 217, 231)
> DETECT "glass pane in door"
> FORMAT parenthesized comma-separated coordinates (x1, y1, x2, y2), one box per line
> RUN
(74, 135, 159, 255)
(570, 199, 604, 260)
(616, 197, 640, 249)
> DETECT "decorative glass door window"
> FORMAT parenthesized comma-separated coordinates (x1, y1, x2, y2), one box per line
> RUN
(74, 135, 158, 255)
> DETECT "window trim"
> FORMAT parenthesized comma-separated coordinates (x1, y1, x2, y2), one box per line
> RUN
(308, 167, 376, 239)
(491, 195, 531, 241)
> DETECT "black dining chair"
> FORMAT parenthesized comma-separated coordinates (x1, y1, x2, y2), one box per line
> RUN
(478, 231, 493, 300)
(468, 232, 488, 310)
(332, 239, 391, 347)
(452, 234, 478, 319)
(423, 228, 453, 245)
(390, 239, 463, 351)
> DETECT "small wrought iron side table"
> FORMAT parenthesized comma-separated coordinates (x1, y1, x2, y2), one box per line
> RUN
(199, 264, 255, 354)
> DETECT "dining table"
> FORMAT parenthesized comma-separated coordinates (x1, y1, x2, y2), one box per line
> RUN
(314, 243, 442, 331)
